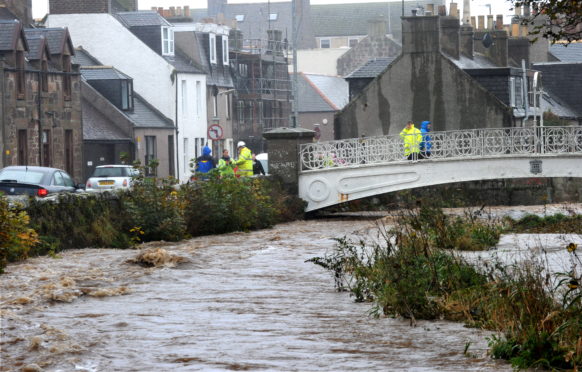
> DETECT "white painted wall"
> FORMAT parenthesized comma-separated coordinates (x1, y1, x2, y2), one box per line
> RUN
(47, 14, 176, 120)
(291, 49, 348, 76)
(177, 73, 208, 182)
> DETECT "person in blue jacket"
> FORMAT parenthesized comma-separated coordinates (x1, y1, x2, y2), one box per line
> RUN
(195, 146, 216, 174)
(420, 121, 432, 158)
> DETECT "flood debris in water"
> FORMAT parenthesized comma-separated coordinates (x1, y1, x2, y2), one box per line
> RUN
(127, 248, 188, 268)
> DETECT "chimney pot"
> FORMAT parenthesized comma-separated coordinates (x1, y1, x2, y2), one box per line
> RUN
(449, 2, 458, 18)
(470, 16, 476, 28)
(438, 5, 447, 16)
(514, 5, 521, 16)
(487, 14, 494, 29)
(496, 15, 504, 30)
(184, 6, 190, 17)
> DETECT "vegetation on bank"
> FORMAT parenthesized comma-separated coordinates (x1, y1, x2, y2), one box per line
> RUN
(310, 204, 581, 370)
(0, 166, 305, 273)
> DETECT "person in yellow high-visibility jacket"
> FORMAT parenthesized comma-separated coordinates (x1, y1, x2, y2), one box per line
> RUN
(399, 121, 422, 160)
(234, 141, 253, 177)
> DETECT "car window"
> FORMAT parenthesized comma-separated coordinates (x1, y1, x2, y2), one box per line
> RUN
(92, 167, 125, 177)
(126, 168, 139, 177)
(60, 172, 75, 187)
(52, 171, 65, 186)
(0, 169, 45, 184)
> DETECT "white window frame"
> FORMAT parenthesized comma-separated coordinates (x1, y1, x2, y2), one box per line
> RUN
(183, 138, 189, 173)
(196, 81, 202, 116)
(269, 13, 278, 21)
(348, 37, 359, 48)
(320, 38, 331, 49)
(222, 37, 229, 65)
(209, 33, 217, 64)
(162, 26, 174, 56)
(235, 15, 244, 22)
(181, 80, 188, 116)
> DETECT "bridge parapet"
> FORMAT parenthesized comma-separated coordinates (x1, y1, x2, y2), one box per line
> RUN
(300, 126, 582, 172)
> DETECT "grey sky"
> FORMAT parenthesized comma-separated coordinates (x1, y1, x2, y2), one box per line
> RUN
(31, 0, 515, 22)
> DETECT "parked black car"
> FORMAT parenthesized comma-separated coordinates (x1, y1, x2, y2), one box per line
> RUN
(0, 166, 80, 197)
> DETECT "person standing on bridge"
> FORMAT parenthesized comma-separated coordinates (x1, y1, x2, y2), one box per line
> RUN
(400, 121, 422, 160)
(420, 121, 433, 158)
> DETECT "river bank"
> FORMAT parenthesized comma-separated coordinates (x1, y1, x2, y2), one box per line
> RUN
(1, 203, 579, 371)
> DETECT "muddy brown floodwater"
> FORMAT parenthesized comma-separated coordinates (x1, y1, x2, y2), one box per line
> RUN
(2, 213, 535, 372)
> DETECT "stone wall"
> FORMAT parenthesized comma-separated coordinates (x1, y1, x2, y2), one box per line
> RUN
(1, 66, 84, 182)
(49, 0, 110, 14)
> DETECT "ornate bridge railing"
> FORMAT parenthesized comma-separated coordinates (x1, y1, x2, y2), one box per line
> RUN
(300, 126, 582, 172)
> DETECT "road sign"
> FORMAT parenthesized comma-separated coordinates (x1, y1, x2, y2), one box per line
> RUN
(208, 124, 224, 140)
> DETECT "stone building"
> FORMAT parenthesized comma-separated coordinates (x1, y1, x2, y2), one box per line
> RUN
(0, 20, 83, 182)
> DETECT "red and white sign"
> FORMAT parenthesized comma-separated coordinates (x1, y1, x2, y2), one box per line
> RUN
(207, 124, 224, 140)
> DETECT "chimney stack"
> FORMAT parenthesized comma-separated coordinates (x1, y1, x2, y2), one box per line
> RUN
(440, 16, 460, 59)
(460, 24, 474, 59)
(402, 16, 440, 54)
(367, 17, 387, 38)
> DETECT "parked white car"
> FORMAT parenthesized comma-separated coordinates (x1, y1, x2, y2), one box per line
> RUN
(85, 165, 139, 192)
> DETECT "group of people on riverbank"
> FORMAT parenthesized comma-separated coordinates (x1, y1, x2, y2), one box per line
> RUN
(400, 120, 432, 160)
(193, 141, 265, 179)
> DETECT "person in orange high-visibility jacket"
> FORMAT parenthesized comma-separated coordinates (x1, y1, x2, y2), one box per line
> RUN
(234, 141, 253, 177)
(399, 121, 422, 160)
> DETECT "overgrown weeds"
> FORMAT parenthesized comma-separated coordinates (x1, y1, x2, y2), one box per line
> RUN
(310, 204, 581, 369)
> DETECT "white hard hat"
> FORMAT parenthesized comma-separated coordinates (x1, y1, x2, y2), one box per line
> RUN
(237, 141, 246, 148)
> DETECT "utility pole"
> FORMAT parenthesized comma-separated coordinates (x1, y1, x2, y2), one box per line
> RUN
(291, 0, 299, 127)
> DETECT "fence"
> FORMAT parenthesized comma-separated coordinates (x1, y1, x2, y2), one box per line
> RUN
(300, 126, 582, 171)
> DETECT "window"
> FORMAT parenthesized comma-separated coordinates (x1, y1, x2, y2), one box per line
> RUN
(238, 63, 247, 77)
(235, 15, 245, 22)
(52, 171, 64, 186)
(42, 130, 51, 167)
(209, 33, 217, 64)
(121, 80, 133, 111)
(348, 37, 359, 48)
(61, 172, 75, 187)
(63, 54, 71, 99)
(183, 138, 189, 173)
(16, 50, 25, 98)
(65, 130, 73, 175)
(222, 37, 229, 65)
(320, 38, 331, 48)
(162, 26, 174, 56)
(41, 60, 48, 92)
(269, 13, 278, 21)
(238, 101, 244, 124)
(145, 136, 157, 176)
(181, 80, 188, 116)
(509, 77, 516, 107)
(18, 130, 27, 165)
(196, 81, 202, 116)
(168, 135, 175, 177)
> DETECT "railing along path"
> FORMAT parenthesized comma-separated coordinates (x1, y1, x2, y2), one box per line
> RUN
(300, 126, 582, 172)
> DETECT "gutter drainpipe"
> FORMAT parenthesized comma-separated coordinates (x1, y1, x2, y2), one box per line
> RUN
(522, 59, 529, 124)
(174, 71, 180, 181)
(0, 59, 5, 167)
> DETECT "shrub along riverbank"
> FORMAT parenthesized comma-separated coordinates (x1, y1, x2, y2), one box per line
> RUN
(0, 172, 305, 272)
(310, 204, 581, 370)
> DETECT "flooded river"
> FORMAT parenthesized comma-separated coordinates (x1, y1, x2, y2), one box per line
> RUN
(2, 204, 578, 371)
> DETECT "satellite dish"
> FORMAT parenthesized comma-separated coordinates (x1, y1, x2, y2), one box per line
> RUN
(482, 33, 493, 48)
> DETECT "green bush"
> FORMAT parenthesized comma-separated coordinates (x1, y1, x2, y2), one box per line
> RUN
(0, 195, 39, 272)
(505, 213, 582, 233)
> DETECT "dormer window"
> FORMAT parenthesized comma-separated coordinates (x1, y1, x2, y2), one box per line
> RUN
(162, 26, 174, 56)
(209, 33, 217, 64)
(121, 80, 134, 111)
(222, 36, 229, 65)
(235, 15, 245, 22)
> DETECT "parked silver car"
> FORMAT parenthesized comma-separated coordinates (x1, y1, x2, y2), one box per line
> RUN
(85, 165, 139, 192)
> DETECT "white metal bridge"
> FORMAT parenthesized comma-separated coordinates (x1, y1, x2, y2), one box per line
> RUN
(298, 126, 582, 211)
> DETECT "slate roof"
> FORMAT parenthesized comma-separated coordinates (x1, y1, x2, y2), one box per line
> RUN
(164, 52, 205, 74)
(191, 31, 233, 87)
(345, 57, 396, 79)
(295, 73, 348, 112)
(222, 2, 293, 42)
(24, 28, 74, 56)
(73, 47, 101, 66)
(115, 11, 171, 28)
(24, 35, 49, 60)
(81, 67, 132, 80)
(126, 92, 174, 128)
(0, 20, 22, 51)
(83, 99, 132, 141)
(311, 0, 445, 38)
(549, 43, 582, 63)
(447, 53, 498, 69)
(533, 62, 582, 117)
